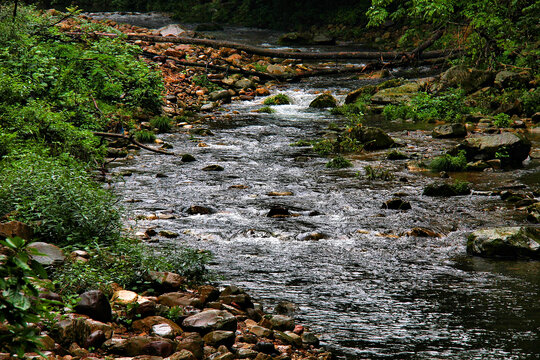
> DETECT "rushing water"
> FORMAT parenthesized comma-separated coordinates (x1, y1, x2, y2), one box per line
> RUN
(94, 13, 540, 359)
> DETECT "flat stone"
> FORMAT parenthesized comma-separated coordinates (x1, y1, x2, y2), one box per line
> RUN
(158, 292, 202, 308)
(467, 227, 540, 259)
(28, 242, 65, 266)
(112, 290, 139, 305)
(182, 310, 237, 334)
(132, 316, 183, 338)
(432, 123, 467, 138)
(202, 330, 235, 348)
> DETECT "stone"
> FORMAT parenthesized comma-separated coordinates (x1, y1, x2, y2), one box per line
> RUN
(274, 301, 296, 316)
(301, 332, 319, 347)
(405, 228, 442, 238)
(371, 82, 421, 104)
(309, 94, 337, 108)
(182, 310, 237, 334)
(268, 315, 295, 331)
(437, 65, 494, 93)
(266, 64, 288, 76)
(312, 33, 335, 45)
(423, 182, 471, 197)
(467, 227, 540, 259)
(187, 206, 213, 215)
(249, 325, 273, 338)
(382, 198, 411, 210)
(112, 290, 139, 305)
(202, 331, 235, 348)
(209, 90, 232, 103)
(181, 154, 196, 162)
(168, 349, 198, 360)
(83, 330, 106, 349)
(219, 293, 253, 309)
(236, 348, 259, 359)
(147, 271, 185, 292)
(198, 285, 220, 304)
(235, 79, 255, 90)
(278, 32, 312, 45)
(212, 352, 234, 360)
(344, 85, 377, 104)
(494, 70, 524, 88)
(158, 24, 186, 37)
(132, 316, 183, 338)
(176, 332, 204, 360)
(0, 221, 34, 240)
(27, 242, 65, 266)
(159, 230, 179, 238)
(51, 315, 113, 347)
(348, 126, 395, 150)
(253, 341, 276, 355)
(267, 206, 290, 217)
(38, 334, 56, 351)
(202, 165, 224, 171)
(158, 292, 203, 308)
(431, 123, 467, 138)
(200, 103, 215, 112)
(450, 133, 531, 167)
(527, 202, 540, 223)
(74, 290, 112, 323)
(143, 340, 176, 357)
(104, 336, 174, 357)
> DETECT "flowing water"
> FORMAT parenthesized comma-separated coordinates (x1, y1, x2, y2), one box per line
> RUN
(94, 13, 540, 359)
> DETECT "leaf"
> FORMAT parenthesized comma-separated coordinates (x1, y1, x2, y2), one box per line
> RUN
(6, 291, 31, 311)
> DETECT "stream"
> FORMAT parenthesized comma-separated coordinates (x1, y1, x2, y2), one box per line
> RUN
(98, 13, 540, 360)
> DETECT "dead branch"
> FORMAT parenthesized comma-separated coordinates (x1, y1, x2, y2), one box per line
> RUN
(93, 132, 174, 155)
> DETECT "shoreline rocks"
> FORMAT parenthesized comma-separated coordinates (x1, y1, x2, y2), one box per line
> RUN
(467, 227, 540, 259)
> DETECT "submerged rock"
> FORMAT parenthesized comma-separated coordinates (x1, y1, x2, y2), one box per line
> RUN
(423, 182, 471, 197)
(348, 126, 395, 150)
(432, 123, 467, 138)
(382, 198, 411, 210)
(309, 93, 337, 108)
(467, 227, 540, 259)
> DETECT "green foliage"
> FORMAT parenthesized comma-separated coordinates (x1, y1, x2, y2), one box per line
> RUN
(0, 152, 121, 246)
(363, 165, 393, 180)
(192, 74, 222, 92)
(313, 139, 335, 156)
(263, 94, 291, 105)
(290, 139, 313, 147)
(252, 63, 268, 72)
(52, 238, 213, 296)
(0, 237, 53, 356)
(326, 155, 353, 169)
(150, 116, 173, 133)
(493, 113, 511, 128)
(256, 106, 275, 114)
(521, 88, 539, 116)
(134, 129, 157, 143)
(429, 150, 468, 172)
(423, 180, 471, 197)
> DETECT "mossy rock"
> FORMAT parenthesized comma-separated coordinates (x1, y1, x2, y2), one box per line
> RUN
(348, 126, 395, 150)
(309, 94, 337, 108)
(278, 32, 312, 45)
(376, 78, 404, 91)
(371, 82, 421, 105)
(467, 227, 540, 259)
(423, 182, 471, 197)
(437, 65, 494, 94)
(263, 94, 291, 105)
(344, 85, 377, 104)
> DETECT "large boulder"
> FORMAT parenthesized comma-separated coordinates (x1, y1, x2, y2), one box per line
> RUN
(74, 290, 112, 323)
(467, 227, 540, 259)
(494, 70, 526, 89)
(437, 65, 494, 93)
(182, 310, 237, 334)
(51, 314, 113, 347)
(0, 221, 34, 240)
(132, 316, 183, 338)
(309, 94, 337, 108)
(371, 82, 421, 105)
(344, 85, 377, 104)
(432, 123, 467, 138)
(176, 332, 204, 359)
(28, 242, 65, 266)
(348, 126, 395, 150)
(450, 133, 531, 167)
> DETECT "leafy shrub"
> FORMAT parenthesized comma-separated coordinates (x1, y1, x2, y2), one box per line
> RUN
(326, 156, 353, 169)
(256, 106, 275, 113)
(493, 113, 511, 128)
(363, 165, 393, 180)
(192, 74, 222, 92)
(521, 88, 539, 116)
(0, 237, 54, 356)
(150, 116, 173, 133)
(429, 150, 468, 172)
(135, 129, 157, 143)
(252, 63, 268, 72)
(263, 94, 291, 105)
(312, 139, 334, 156)
(0, 152, 121, 246)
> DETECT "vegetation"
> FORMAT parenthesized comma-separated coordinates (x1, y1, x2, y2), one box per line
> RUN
(363, 165, 393, 180)
(264, 94, 291, 105)
(150, 116, 173, 133)
(493, 113, 511, 128)
(192, 74, 222, 92)
(386, 150, 408, 160)
(429, 150, 468, 172)
(257, 106, 276, 114)
(326, 155, 353, 169)
(423, 181, 471, 197)
(135, 129, 157, 143)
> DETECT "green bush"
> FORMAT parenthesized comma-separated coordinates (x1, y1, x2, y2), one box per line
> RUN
(326, 155, 353, 169)
(429, 150, 468, 172)
(150, 116, 173, 133)
(135, 129, 157, 143)
(363, 165, 393, 180)
(256, 106, 275, 114)
(493, 113, 511, 128)
(263, 94, 291, 105)
(0, 152, 121, 246)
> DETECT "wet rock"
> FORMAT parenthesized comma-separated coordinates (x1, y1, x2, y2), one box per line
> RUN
(274, 301, 296, 316)
(209, 90, 232, 103)
(202, 165, 224, 171)
(83, 330, 106, 349)
(267, 315, 295, 331)
(278, 32, 312, 45)
(182, 310, 237, 334)
(405, 227, 442, 238)
(74, 290, 112, 323)
(0, 220, 34, 240)
(301, 332, 320, 347)
(312, 33, 335, 45)
(423, 182, 471, 197)
(236, 348, 259, 359)
(176, 332, 204, 359)
(437, 65, 494, 93)
(267, 206, 290, 217)
(467, 227, 540, 259)
(132, 316, 183, 338)
(187, 205, 214, 215)
(432, 123, 467, 138)
(273, 331, 298, 347)
(309, 94, 337, 108)
(450, 133, 531, 167)
(466, 160, 490, 171)
(169, 349, 198, 360)
(382, 198, 411, 210)
(371, 82, 421, 104)
(28, 242, 65, 266)
(198, 285, 220, 304)
(348, 126, 395, 150)
(296, 232, 326, 241)
(203, 331, 235, 348)
(147, 271, 185, 292)
(104, 336, 173, 356)
(112, 289, 138, 305)
(159, 230, 179, 238)
(344, 85, 377, 104)
(267, 191, 294, 196)
(235, 79, 255, 90)
(158, 24, 186, 37)
(253, 341, 276, 355)
(51, 315, 113, 347)
(219, 293, 253, 310)
(181, 154, 197, 162)
(266, 64, 288, 76)
(527, 202, 540, 223)
(249, 325, 273, 338)
(200, 103, 216, 112)
(143, 340, 176, 357)
(158, 292, 202, 308)
(156, 173, 169, 178)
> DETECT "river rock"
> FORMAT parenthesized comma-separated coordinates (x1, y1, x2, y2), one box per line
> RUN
(132, 316, 183, 338)
(423, 182, 471, 197)
(253, 341, 276, 355)
(494, 70, 525, 89)
(235, 79, 255, 90)
(84, 329, 107, 349)
(266, 64, 288, 76)
(267, 206, 290, 217)
(202, 165, 225, 171)
(278, 32, 312, 45)
(169, 349, 198, 360)
(158, 292, 203, 308)
(51, 315, 113, 346)
(202, 331, 235, 348)
(147, 271, 185, 292)
(181, 154, 197, 162)
(249, 325, 273, 338)
(182, 310, 237, 334)
(104, 336, 175, 357)
(437, 65, 494, 93)
(432, 123, 467, 138)
(382, 198, 411, 210)
(301, 332, 320, 347)
(267, 315, 295, 331)
(27, 242, 65, 266)
(112, 289, 138, 305)
(450, 133, 531, 166)
(312, 32, 335, 45)
(209, 90, 232, 103)
(348, 126, 395, 150)
(344, 85, 377, 104)
(309, 94, 337, 108)
(158, 24, 186, 37)
(467, 227, 540, 259)
(0, 220, 34, 240)
(187, 205, 214, 215)
(74, 290, 112, 323)
(371, 82, 421, 104)
(527, 202, 540, 223)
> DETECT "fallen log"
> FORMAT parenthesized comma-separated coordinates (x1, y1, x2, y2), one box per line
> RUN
(93, 131, 174, 155)
(65, 31, 457, 61)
